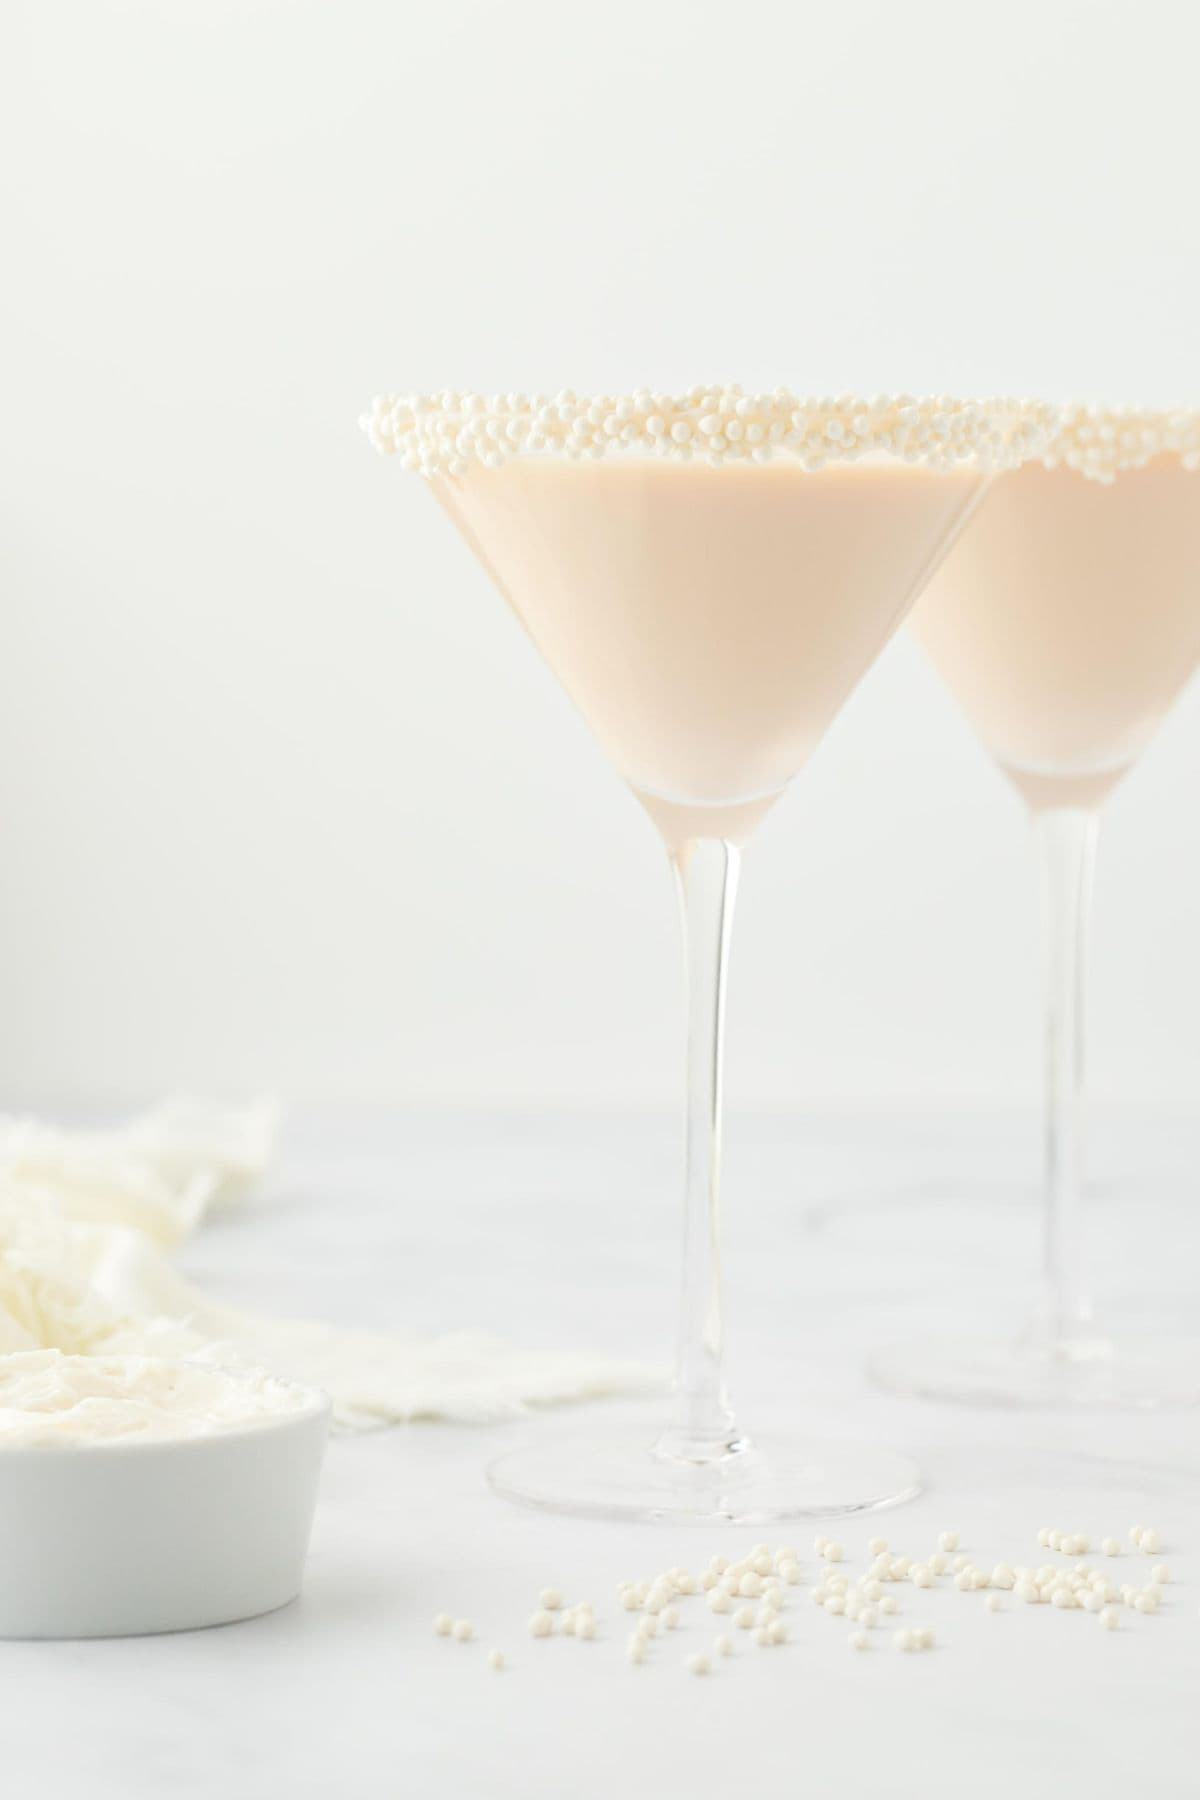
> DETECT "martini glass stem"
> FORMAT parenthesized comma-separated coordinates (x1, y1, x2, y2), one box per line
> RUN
(655, 837, 742, 1463)
(1033, 805, 1099, 1346)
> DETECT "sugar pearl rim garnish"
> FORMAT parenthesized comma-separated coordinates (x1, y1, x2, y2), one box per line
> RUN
(361, 387, 1054, 477)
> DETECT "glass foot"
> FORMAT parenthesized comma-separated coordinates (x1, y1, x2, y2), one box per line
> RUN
(868, 1331, 1200, 1409)
(487, 1421, 920, 1523)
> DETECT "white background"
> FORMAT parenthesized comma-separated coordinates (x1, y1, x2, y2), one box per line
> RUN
(4, 0, 1200, 1112)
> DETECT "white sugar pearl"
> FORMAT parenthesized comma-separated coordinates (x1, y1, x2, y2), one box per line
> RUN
(780, 1561, 801, 1585)
(433, 1613, 453, 1637)
(825, 1595, 847, 1616)
(768, 1620, 787, 1645)
(708, 1591, 732, 1614)
(715, 1634, 733, 1656)
(752, 1553, 773, 1576)
(685, 1652, 711, 1676)
(849, 1629, 869, 1651)
(638, 1615, 658, 1639)
(1129, 1525, 1145, 1546)
(914, 1628, 935, 1650)
(700, 1570, 717, 1591)
(1140, 1528, 1161, 1554)
(487, 1649, 504, 1670)
(1081, 1591, 1103, 1613)
(1100, 1606, 1120, 1630)
(1048, 1531, 1063, 1551)
(1152, 1564, 1170, 1584)
(859, 1606, 878, 1628)
(576, 1616, 596, 1640)
(985, 1593, 1003, 1613)
(894, 1629, 914, 1652)
(938, 1531, 959, 1553)
(991, 1566, 1015, 1590)
(662, 1605, 681, 1630)
(776, 1545, 798, 1566)
(1102, 1538, 1121, 1557)
(954, 1571, 973, 1592)
(452, 1619, 474, 1642)
(880, 1595, 898, 1615)
(825, 1542, 844, 1563)
(1037, 1527, 1053, 1548)
(529, 1611, 554, 1638)
(734, 1606, 755, 1630)
(952, 1555, 970, 1574)
(813, 1534, 830, 1555)
(1051, 1588, 1074, 1610)
(928, 1553, 948, 1576)
(912, 1566, 933, 1588)
(1135, 1590, 1159, 1614)
(627, 1638, 646, 1664)
(739, 1573, 763, 1598)
(1016, 1582, 1039, 1604)
(1076, 1536, 1090, 1554)
(711, 1556, 729, 1573)
(868, 1537, 888, 1556)
(891, 1556, 911, 1578)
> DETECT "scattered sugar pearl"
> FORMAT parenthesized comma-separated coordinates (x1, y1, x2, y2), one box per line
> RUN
(779, 1561, 800, 1586)
(1051, 1589, 1075, 1610)
(991, 1566, 1015, 1590)
(734, 1606, 755, 1630)
(768, 1620, 787, 1646)
(938, 1531, 959, 1553)
(868, 1537, 888, 1556)
(814, 1534, 830, 1555)
(1048, 1531, 1063, 1552)
(487, 1649, 504, 1671)
(880, 1595, 898, 1615)
(1129, 1525, 1145, 1547)
(739, 1573, 763, 1598)
(914, 1628, 935, 1650)
(849, 1629, 869, 1651)
(985, 1593, 1003, 1613)
(685, 1652, 711, 1676)
(825, 1595, 846, 1616)
(452, 1619, 474, 1642)
(576, 1616, 596, 1640)
(638, 1615, 659, 1640)
(859, 1606, 878, 1629)
(1016, 1582, 1039, 1605)
(1102, 1538, 1121, 1557)
(1152, 1564, 1170, 1585)
(951, 1555, 970, 1574)
(1100, 1606, 1120, 1630)
(433, 1613, 453, 1637)
(954, 1571, 973, 1593)
(540, 1589, 563, 1611)
(1037, 1528, 1053, 1549)
(708, 1591, 732, 1615)
(928, 1553, 948, 1576)
(891, 1557, 911, 1578)
(894, 1629, 915, 1652)
(752, 1552, 773, 1576)
(863, 1579, 883, 1602)
(529, 1611, 554, 1638)
(824, 1542, 844, 1563)
(912, 1566, 933, 1588)
(627, 1638, 646, 1664)
(663, 1605, 682, 1630)
(1081, 1591, 1104, 1613)
(1135, 1590, 1159, 1614)
(1141, 1529, 1161, 1555)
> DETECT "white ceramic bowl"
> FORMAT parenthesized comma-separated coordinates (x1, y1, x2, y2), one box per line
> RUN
(0, 1378, 330, 1638)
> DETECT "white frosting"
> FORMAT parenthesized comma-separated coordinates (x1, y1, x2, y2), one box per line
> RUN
(361, 387, 1053, 476)
(0, 1350, 322, 1446)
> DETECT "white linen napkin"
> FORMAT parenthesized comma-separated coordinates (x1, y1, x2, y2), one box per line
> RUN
(0, 1102, 658, 1429)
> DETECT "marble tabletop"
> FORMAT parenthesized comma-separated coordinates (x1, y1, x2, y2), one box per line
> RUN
(6, 1106, 1200, 1798)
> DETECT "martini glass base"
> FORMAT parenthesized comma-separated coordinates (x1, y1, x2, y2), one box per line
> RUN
(487, 1423, 920, 1524)
(868, 1330, 1200, 1409)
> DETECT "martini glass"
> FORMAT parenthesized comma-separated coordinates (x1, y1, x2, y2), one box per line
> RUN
(363, 385, 1048, 1518)
(871, 408, 1200, 1408)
